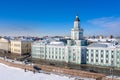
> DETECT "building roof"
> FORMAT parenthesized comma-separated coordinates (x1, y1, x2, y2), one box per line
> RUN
(11, 39, 33, 42)
(88, 43, 108, 48)
(88, 38, 118, 42)
(87, 42, 120, 48)
(49, 41, 65, 46)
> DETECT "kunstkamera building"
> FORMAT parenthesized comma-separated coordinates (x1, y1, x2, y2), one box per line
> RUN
(32, 15, 87, 64)
(31, 15, 120, 68)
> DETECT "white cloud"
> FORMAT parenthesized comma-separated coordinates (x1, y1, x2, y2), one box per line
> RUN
(84, 17, 120, 36)
(88, 17, 120, 28)
(0, 21, 39, 36)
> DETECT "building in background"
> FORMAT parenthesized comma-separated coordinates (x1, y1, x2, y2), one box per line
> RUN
(11, 40, 32, 55)
(0, 37, 10, 52)
(32, 15, 87, 64)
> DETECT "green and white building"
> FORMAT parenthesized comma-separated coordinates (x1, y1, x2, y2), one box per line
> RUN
(31, 15, 120, 67)
(87, 42, 120, 67)
(31, 15, 87, 64)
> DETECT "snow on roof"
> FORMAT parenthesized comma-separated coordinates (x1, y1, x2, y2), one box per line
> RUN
(11, 39, 33, 42)
(87, 42, 120, 48)
(88, 43, 108, 48)
(88, 38, 118, 42)
(0, 38, 10, 42)
(50, 41, 65, 46)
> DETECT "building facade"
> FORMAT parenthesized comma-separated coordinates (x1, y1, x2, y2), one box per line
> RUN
(32, 15, 87, 64)
(11, 40, 32, 55)
(0, 38, 10, 52)
(86, 42, 120, 68)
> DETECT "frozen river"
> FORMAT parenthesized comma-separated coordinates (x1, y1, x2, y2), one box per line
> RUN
(0, 63, 95, 80)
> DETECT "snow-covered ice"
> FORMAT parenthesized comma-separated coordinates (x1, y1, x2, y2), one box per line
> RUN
(0, 63, 95, 80)
(106, 75, 120, 80)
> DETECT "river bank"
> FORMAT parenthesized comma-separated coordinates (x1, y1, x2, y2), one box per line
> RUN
(0, 57, 109, 80)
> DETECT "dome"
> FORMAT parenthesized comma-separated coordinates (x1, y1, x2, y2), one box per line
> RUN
(75, 15, 80, 21)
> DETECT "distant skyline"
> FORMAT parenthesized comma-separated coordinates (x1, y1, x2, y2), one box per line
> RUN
(0, 0, 120, 36)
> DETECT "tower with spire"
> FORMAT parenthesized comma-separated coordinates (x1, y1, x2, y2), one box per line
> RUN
(67, 14, 86, 46)
(71, 15, 83, 40)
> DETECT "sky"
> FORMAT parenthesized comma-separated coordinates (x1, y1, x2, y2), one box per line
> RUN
(0, 0, 120, 37)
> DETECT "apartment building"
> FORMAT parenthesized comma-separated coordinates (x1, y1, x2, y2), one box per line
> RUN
(0, 37, 10, 52)
(11, 40, 32, 55)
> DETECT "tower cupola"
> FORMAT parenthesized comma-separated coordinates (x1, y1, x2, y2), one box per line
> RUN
(75, 15, 80, 21)
(71, 14, 83, 40)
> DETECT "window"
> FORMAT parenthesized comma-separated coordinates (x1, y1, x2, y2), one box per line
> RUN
(111, 51, 114, 53)
(101, 60, 103, 63)
(101, 50, 103, 52)
(87, 59, 88, 61)
(91, 54, 93, 57)
(87, 53, 89, 56)
(111, 60, 113, 64)
(106, 55, 108, 58)
(59, 48, 61, 50)
(96, 54, 98, 57)
(101, 54, 103, 57)
(96, 50, 98, 52)
(91, 59, 93, 62)
(59, 56, 61, 59)
(56, 56, 57, 59)
(52, 52, 54, 54)
(14, 44, 20, 47)
(96, 59, 98, 62)
(117, 62, 119, 64)
(117, 51, 119, 53)
(56, 51, 57, 54)
(106, 60, 108, 63)
(73, 58, 76, 61)
(111, 55, 114, 58)
(106, 50, 109, 53)
(69, 56, 71, 58)
(91, 50, 93, 52)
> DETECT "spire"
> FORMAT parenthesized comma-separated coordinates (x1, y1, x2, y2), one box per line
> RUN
(75, 14, 80, 21)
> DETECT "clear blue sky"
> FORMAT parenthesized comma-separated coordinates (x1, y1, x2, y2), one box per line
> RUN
(0, 0, 120, 36)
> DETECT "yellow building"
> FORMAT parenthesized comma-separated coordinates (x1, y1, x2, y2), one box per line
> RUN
(0, 38, 10, 52)
(10, 40, 32, 55)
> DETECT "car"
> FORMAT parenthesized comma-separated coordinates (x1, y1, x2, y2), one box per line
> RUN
(33, 65, 41, 73)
